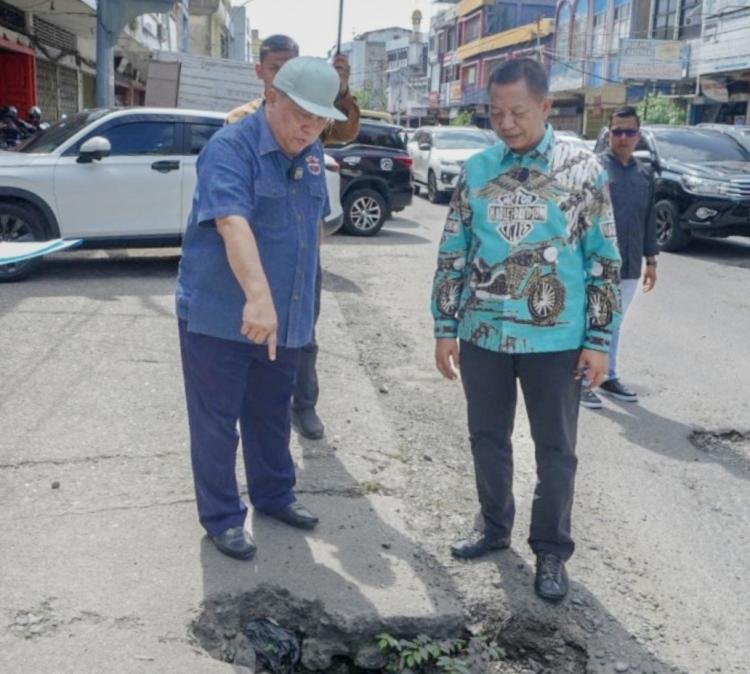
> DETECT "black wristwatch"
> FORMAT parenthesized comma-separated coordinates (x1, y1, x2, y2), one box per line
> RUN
(645, 258, 657, 268)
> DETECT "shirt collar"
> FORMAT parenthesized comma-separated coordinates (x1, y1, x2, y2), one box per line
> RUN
(506, 124, 555, 164)
(604, 147, 637, 168)
(257, 106, 281, 157)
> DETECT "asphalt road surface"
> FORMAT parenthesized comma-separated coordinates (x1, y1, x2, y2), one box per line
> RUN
(1, 197, 748, 673)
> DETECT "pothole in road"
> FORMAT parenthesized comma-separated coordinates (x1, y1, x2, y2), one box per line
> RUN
(189, 585, 588, 673)
(689, 429, 750, 472)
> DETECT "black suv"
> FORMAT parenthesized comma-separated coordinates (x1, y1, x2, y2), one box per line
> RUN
(595, 125, 750, 251)
(326, 120, 413, 237)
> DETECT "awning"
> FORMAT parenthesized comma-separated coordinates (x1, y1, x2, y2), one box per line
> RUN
(0, 36, 35, 56)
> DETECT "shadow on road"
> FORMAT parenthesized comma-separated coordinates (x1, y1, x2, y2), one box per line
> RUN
(596, 399, 750, 482)
(450, 547, 679, 673)
(330, 228, 432, 247)
(673, 236, 750, 271)
(0, 251, 180, 321)
(322, 269, 363, 295)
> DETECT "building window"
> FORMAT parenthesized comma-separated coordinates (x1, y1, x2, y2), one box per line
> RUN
(447, 27, 456, 51)
(652, 0, 679, 40)
(462, 13, 482, 45)
(592, 11, 606, 55)
(679, 0, 701, 39)
(520, 4, 555, 25)
(612, 2, 632, 48)
(487, 3, 517, 34)
(571, 0, 589, 59)
(464, 64, 478, 87)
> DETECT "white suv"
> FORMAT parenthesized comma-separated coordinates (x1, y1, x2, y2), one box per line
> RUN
(407, 126, 495, 203)
(0, 107, 342, 281)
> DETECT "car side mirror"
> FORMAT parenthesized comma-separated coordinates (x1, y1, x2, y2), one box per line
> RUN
(633, 149, 656, 166)
(77, 136, 111, 163)
(418, 142, 431, 151)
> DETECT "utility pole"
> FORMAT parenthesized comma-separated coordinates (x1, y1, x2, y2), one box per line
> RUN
(96, 0, 176, 107)
(536, 14, 542, 62)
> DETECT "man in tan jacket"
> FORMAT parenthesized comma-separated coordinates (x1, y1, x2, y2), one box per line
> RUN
(226, 34, 360, 440)
(226, 34, 360, 145)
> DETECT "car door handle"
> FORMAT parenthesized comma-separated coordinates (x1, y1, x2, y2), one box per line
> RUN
(151, 160, 180, 173)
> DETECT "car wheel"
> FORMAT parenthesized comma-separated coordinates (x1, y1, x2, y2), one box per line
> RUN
(427, 171, 442, 203)
(0, 202, 48, 282)
(342, 188, 387, 237)
(655, 199, 691, 252)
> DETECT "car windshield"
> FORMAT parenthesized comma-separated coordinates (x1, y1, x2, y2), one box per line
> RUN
(433, 129, 493, 149)
(652, 129, 750, 163)
(16, 109, 110, 153)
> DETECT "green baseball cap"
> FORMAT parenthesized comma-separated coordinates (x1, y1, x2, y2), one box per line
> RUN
(272, 56, 347, 121)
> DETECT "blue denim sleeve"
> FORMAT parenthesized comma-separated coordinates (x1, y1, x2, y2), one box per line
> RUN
(195, 134, 255, 228)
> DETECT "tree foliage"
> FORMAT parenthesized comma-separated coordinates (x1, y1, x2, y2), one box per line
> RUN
(450, 110, 473, 126)
(637, 93, 687, 126)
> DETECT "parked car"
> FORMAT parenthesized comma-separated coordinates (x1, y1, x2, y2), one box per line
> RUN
(696, 122, 750, 151)
(0, 107, 342, 281)
(325, 120, 413, 237)
(407, 126, 495, 202)
(594, 124, 750, 251)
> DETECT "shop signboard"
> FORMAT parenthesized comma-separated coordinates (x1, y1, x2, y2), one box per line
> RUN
(618, 39, 683, 80)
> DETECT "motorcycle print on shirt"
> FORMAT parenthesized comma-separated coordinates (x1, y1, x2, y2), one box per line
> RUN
(469, 239, 566, 326)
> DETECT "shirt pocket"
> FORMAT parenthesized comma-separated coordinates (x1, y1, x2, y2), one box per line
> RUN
(305, 180, 327, 216)
(251, 179, 289, 238)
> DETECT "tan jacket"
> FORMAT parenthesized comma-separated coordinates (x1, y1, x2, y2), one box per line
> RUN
(225, 89, 360, 146)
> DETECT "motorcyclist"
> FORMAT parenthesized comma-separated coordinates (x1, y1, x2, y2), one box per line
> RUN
(28, 106, 42, 128)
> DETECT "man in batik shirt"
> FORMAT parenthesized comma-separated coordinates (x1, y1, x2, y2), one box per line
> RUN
(431, 58, 621, 603)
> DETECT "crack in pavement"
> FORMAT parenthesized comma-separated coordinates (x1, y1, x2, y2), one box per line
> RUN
(0, 450, 184, 470)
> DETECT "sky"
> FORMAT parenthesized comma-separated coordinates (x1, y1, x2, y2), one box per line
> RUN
(231, 0, 446, 59)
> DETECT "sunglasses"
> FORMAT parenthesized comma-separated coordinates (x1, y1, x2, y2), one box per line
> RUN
(610, 128, 638, 138)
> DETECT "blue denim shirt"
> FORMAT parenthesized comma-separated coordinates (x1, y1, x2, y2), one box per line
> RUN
(176, 108, 329, 347)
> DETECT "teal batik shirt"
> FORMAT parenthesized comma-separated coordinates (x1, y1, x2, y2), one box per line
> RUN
(431, 126, 622, 354)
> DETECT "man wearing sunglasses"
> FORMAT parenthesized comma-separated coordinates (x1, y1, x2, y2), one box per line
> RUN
(581, 107, 658, 409)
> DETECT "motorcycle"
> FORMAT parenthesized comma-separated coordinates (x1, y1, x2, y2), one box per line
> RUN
(0, 106, 46, 149)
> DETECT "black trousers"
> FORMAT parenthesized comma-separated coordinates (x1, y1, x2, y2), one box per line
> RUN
(293, 261, 322, 412)
(459, 340, 581, 560)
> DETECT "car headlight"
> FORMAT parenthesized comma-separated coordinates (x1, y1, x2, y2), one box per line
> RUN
(681, 174, 731, 196)
(440, 159, 460, 169)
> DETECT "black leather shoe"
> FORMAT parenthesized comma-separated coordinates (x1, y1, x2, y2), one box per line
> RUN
(265, 501, 319, 530)
(210, 526, 257, 560)
(450, 531, 511, 559)
(534, 553, 569, 603)
(292, 408, 325, 440)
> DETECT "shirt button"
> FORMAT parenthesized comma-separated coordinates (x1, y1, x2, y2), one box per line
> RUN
(293, 294, 300, 301)
(301, 242, 306, 249)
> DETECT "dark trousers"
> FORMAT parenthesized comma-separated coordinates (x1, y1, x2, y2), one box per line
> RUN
(293, 261, 322, 412)
(460, 340, 581, 560)
(178, 320, 300, 537)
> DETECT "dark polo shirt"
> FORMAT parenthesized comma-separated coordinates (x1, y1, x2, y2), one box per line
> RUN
(599, 149, 658, 279)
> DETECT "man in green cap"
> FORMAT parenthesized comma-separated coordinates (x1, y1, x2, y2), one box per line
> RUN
(176, 57, 346, 560)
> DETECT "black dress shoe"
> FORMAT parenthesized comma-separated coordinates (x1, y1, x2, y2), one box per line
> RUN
(292, 408, 325, 440)
(265, 501, 319, 530)
(534, 553, 569, 603)
(210, 526, 257, 560)
(450, 531, 511, 559)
